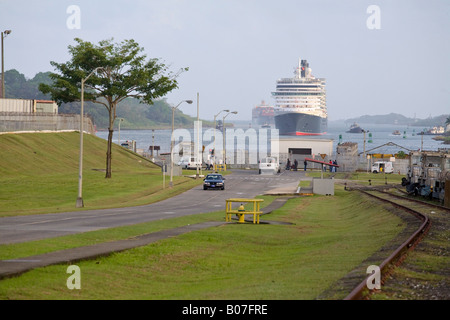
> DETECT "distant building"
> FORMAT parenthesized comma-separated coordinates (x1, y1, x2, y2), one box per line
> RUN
(336, 142, 359, 172)
(0, 98, 58, 114)
(0, 98, 95, 134)
(274, 138, 334, 165)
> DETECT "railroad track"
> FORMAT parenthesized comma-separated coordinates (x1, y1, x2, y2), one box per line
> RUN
(343, 186, 449, 300)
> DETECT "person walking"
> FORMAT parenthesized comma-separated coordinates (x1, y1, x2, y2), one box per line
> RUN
(304, 160, 307, 171)
(294, 159, 298, 171)
(286, 159, 291, 171)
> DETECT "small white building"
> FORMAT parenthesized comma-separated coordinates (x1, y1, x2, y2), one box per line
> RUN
(273, 138, 334, 165)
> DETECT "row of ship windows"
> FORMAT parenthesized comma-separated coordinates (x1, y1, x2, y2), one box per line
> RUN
(272, 92, 324, 96)
(274, 98, 325, 101)
(277, 105, 327, 110)
(276, 85, 323, 88)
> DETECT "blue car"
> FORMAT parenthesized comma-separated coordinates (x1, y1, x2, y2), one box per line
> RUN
(203, 174, 225, 190)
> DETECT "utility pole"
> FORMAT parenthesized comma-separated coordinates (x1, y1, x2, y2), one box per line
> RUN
(196, 92, 200, 179)
(1, 30, 12, 99)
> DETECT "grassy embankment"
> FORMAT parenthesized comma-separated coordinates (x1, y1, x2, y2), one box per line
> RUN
(0, 132, 202, 217)
(0, 132, 405, 299)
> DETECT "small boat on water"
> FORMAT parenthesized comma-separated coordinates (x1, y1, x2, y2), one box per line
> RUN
(423, 126, 445, 135)
(346, 122, 364, 133)
(392, 130, 401, 135)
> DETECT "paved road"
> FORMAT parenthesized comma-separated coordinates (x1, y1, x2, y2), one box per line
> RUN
(0, 170, 301, 245)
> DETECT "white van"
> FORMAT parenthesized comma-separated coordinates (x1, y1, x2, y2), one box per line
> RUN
(259, 157, 280, 175)
(178, 157, 202, 170)
(371, 161, 393, 173)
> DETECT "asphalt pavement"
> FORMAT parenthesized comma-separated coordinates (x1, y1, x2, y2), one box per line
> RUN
(0, 169, 302, 279)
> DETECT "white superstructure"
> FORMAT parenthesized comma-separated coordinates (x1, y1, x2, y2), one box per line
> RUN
(272, 59, 327, 135)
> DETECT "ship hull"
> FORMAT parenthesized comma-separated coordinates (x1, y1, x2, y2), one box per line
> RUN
(346, 128, 364, 133)
(274, 112, 327, 136)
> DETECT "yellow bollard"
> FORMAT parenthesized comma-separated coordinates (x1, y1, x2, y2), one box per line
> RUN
(238, 203, 245, 223)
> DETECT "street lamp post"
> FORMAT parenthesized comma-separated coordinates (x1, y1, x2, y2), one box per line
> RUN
(76, 67, 104, 208)
(213, 109, 229, 169)
(222, 111, 238, 166)
(117, 118, 124, 145)
(196, 92, 200, 179)
(1, 30, 12, 99)
(362, 129, 369, 158)
(170, 99, 193, 188)
(151, 129, 155, 160)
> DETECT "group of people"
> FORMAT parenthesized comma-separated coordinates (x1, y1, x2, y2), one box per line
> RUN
(328, 160, 338, 172)
(285, 158, 299, 171)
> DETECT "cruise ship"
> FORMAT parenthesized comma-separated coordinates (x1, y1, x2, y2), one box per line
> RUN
(272, 59, 327, 135)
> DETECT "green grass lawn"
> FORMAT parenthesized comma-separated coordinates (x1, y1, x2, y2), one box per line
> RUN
(0, 187, 404, 300)
(0, 133, 406, 299)
(0, 132, 202, 217)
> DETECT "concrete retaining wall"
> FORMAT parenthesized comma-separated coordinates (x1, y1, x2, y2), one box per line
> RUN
(0, 113, 95, 134)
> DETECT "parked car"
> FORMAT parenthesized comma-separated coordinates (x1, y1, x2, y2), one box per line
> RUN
(258, 156, 280, 174)
(371, 161, 394, 173)
(203, 173, 225, 190)
(177, 157, 202, 170)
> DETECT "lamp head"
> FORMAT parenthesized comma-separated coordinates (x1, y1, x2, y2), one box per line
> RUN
(232, 111, 238, 114)
(4, 30, 11, 35)
(185, 100, 193, 104)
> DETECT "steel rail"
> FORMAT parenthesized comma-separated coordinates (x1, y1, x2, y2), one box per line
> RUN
(390, 186, 450, 213)
(344, 189, 431, 300)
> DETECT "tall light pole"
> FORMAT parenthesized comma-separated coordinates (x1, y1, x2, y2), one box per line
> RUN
(420, 131, 424, 151)
(362, 129, 369, 158)
(1, 30, 12, 99)
(76, 67, 104, 208)
(170, 99, 193, 188)
(213, 109, 229, 168)
(196, 92, 200, 179)
(117, 118, 124, 145)
(222, 111, 238, 166)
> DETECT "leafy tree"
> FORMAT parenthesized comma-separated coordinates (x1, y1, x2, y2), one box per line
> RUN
(396, 151, 406, 159)
(40, 38, 186, 178)
(4, 69, 52, 99)
(4, 69, 27, 98)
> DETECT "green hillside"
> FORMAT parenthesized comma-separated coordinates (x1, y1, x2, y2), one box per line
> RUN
(0, 132, 200, 217)
(3, 69, 214, 130)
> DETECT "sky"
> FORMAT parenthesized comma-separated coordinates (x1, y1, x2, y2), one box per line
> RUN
(1, 0, 449, 121)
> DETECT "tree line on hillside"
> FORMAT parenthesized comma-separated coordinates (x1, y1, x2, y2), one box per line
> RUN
(2, 69, 198, 129)
(345, 112, 450, 128)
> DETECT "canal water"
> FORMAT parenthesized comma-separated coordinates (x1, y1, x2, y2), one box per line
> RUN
(95, 122, 447, 156)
